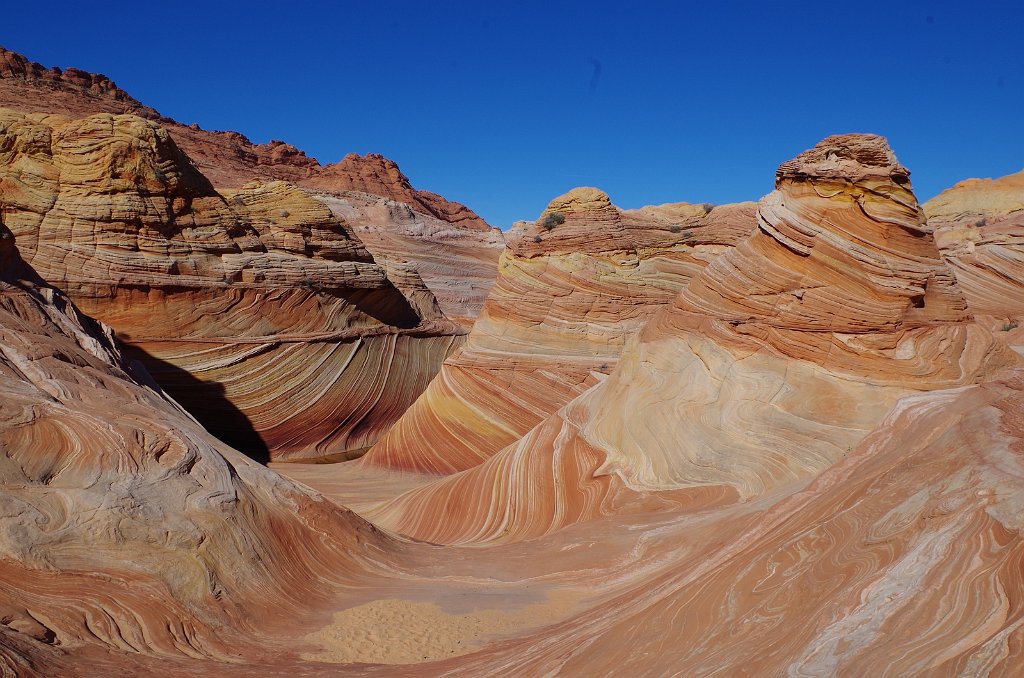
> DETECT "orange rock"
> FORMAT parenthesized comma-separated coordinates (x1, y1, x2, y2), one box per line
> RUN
(0, 46, 504, 326)
(0, 229, 401, 670)
(0, 108, 464, 461)
(360, 187, 757, 474)
(925, 169, 1024, 345)
(372, 134, 1020, 544)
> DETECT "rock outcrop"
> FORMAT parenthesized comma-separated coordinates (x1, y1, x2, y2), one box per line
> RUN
(0, 46, 504, 325)
(435, 376, 1024, 676)
(7, 44, 1024, 676)
(370, 134, 1019, 543)
(0, 108, 463, 461)
(925, 169, 1024, 345)
(359, 188, 757, 474)
(315, 189, 506, 327)
(0, 227, 405, 674)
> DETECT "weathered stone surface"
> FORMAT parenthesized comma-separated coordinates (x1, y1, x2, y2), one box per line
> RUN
(360, 188, 757, 474)
(0, 108, 463, 461)
(371, 134, 1019, 543)
(0, 231, 404, 673)
(7, 44, 1024, 677)
(315, 190, 506, 328)
(421, 376, 1024, 676)
(926, 169, 1024, 347)
(0, 46, 504, 325)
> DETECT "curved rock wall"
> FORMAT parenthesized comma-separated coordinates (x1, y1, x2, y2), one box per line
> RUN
(360, 188, 757, 474)
(926, 169, 1024, 348)
(0, 108, 463, 461)
(0, 233, 403, 670)
(372, 134, 1019, 544)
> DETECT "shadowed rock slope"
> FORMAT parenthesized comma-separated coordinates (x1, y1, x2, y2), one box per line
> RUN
(0, 107, 463, 461)
(0, 224, 407, 675)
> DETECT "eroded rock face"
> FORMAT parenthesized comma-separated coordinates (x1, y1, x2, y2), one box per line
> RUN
(0, 108, 463, 461)
(434, 376, 1024, 676)
(0, 233, 400, 672)
(315, 191, 506, 328)
(360, 187, 757, 474)
(371, 134, 1020, 544)
(0, 46, 505, 325)
(925, 169, 1024, 346)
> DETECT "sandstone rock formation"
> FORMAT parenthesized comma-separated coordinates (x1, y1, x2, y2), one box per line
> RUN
(0, 226, 407, 674)
(316, 190, 506, 327)
(434, 376, 1024, 676)
(370, 134, 1019, 543)
(925, 169, 1024, 346)
(6, 44, 1024, 675)
(0, 107, 463, 461)
(0, 46, 504, 323)
(359, 187, 757, 474)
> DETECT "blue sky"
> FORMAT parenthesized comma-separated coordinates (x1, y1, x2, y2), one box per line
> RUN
(4, 1, 1022, 228)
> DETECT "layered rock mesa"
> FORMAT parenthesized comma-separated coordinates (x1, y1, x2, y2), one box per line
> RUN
(924, 169, 1024, 343)
(0, 107, 464, 462)
(0, 45, 504, 324)
(359, 187, 757, 474)
(371, 134, 1021, 544)
(0, 225, 403, 674)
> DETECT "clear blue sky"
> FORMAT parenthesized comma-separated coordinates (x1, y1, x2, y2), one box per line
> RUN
(4, 1, 1022, 228)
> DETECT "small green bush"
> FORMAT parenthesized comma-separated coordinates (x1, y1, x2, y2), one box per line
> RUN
(669, 225, 682, 233)
(975, 217, 987, 227)
(533, 235, 543, 243)
(1002, 321, 1019, 332)
(702, 203, 715, 214)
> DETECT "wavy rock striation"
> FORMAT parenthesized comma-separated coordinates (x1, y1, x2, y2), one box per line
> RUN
(438, 376, 1024, 676)
(925, 169, 1024, 346)
(359, 187, 757, 474)
(0, 229, 403, 674)
(315, 190, 506, 328)
(0, 46, 504, 324)
(372, 134, 1019, 544)
(0, 108, 463, 461)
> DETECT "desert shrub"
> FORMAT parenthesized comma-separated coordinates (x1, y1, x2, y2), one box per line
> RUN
(280, 210, 290, 218)
(540, 212, 565, 231)
(702, 202, 715, 214)
(669, 225, 682, 233)
(533, 235, 543, 243)
(976, 217, 987, 227)
(1002, 321, 1019, 331)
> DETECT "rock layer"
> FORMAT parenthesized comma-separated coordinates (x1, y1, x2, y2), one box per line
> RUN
(437, 376, 1024, 676)
(0, 46, 505, 324)
(372, 134, 1019, 544)
(360, 188, 757, 474)
(0, 108, 463, 461)
(315, 191, 506, 327)
(0, 230, 404, 674)
(925, 169, 1024, 346)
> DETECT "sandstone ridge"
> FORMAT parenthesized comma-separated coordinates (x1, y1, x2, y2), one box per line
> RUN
(0, 107, 463, 462)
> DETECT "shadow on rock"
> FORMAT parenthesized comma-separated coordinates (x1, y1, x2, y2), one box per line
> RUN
(123, 344, 271, 465)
